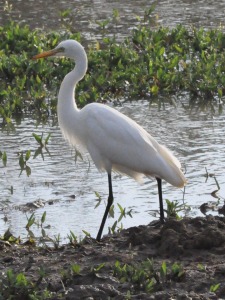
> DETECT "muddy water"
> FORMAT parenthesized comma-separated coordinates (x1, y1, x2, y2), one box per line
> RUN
(0, 1, 225, 241)
(1, 97, 225, 241)
(0, 0, 224, 33)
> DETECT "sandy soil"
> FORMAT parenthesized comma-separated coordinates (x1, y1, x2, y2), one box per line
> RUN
(1, 215, 225, 299)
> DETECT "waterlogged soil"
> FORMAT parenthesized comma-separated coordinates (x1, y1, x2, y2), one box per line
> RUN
(1, 215, 225, 299)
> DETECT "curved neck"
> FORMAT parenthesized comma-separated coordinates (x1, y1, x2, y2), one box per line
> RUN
(57, 48, 88, 143)
(58, 49, 88, 110)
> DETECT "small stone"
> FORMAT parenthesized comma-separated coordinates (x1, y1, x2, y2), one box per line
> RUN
(2, 256, 13, 263)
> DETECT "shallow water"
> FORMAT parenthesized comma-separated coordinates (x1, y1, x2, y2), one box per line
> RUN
(1, 96, 225, 241)
(1, 0, 224, 33)
(0, 1, 225, 241)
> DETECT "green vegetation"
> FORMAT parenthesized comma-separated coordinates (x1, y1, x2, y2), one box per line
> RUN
(113, 259, 185, 293)
(0, 268, 54, 300)
(210, 283, 221, 293)
(0, 9, 225, 126)
(0, 7, 224, 299)
(18, 149, 31, 176)
(165, 199, 190, 220)
(32, 132, 51, 160)
(0, 150, 7, 166)
(0, 248, 221, 299)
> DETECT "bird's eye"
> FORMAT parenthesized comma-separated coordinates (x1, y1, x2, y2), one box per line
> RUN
(57, 47, 65, 53)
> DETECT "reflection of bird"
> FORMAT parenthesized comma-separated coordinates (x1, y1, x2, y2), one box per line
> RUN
(33, 40, 187, 241)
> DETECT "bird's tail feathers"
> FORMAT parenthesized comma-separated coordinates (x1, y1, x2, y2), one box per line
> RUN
(112, 164, 145, 183)
(158, 145, 187, 188)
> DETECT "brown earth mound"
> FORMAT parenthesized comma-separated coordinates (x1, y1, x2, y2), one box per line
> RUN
(1, 215, 225, 299)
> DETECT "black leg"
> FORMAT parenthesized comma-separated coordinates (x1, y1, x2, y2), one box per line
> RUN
(96, 173, 114, 241)
(156, 177, 165, 223)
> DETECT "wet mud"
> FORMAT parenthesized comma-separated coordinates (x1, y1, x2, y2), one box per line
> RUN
(1, 215, 225, 299)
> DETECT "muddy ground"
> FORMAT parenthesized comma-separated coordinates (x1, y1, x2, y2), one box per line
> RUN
(1, 215, 225, 299)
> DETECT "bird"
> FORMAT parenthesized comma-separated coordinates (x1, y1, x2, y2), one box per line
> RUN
(32, 39, 187, 242)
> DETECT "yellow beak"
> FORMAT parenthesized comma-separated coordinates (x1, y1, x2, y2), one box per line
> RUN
(32, 48, 59, 60)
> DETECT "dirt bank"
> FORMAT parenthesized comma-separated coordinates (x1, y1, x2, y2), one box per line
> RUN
(1, 215, 225, 299)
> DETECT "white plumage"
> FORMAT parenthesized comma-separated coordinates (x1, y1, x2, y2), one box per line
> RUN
(33, 39, 187, 241)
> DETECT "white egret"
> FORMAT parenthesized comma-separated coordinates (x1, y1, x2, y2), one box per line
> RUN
(32, 40, 187, 241)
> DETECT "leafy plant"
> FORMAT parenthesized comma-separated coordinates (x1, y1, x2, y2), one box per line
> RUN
(113, 259, 157, 293)
(33, 132, 50, 147)
(1, 10, 225, 125)
(48, 234, 61, 249)
(210, 283, 220, 293)
(26, 212, 36, 230)
(91, 263, 105, 274)
(0, 228, 20, 243)
(171, 262, 185, 279)
(71, 264, 81, 275)
(160, 261, 167, 282)
(18, 150, 31, 176)
(67, 230, 78, 245)
(107, 203, 133, 235)
(197, 263, 206, 272)
(32, 132, 51, 160)
(164, 199, 187, 220)
(113, 259, 185, 294)
(0, 268, 52, 299)
(0, 151, 7, 166)
(0, 269, 30, 299)
(94, 191, 102, 209)
(82, 230, 91, 238)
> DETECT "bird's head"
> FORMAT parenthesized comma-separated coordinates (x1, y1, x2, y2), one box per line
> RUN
(32, 39, 85, 61)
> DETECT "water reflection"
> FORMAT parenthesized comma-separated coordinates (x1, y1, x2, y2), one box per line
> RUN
(0, 0, 224, 34)
(1, 96, 225, 240)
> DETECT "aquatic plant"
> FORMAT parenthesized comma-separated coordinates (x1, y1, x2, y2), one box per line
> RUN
(0, 9, 225, 125)
(18, 150, 31, 176)
(32, 132, 51, 148)
(164, 199, 187, 220)
(93, 192, 133, 236)
(67, 230, 78, 245)
(32, 132, 51, 160)
(0, 150, 7, 166)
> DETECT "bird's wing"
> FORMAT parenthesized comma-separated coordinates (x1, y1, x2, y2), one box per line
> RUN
(80, 103, 160, 175)
(84, 103, 158, 150)
(79, 103, 186, 187)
